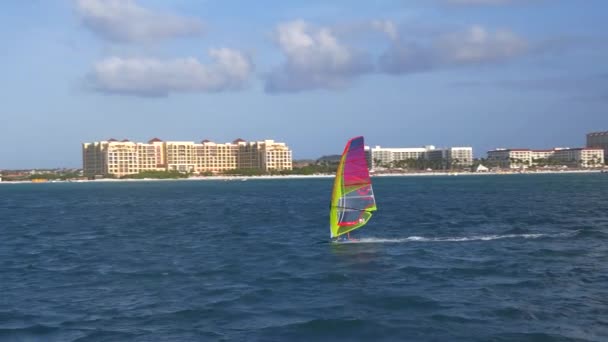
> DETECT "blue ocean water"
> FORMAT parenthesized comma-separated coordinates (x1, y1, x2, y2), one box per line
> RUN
(1, 174, 607, 341)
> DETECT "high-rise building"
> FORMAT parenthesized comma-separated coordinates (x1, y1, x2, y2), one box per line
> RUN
(487, 147, 604, 168)
(165, 141, 196, 173)
(444, 147, 474, 167)
(369, 146, 430, 169)
(83, 138, 292, 178)
(587, 131, 608, 163)
(82, 139, 156, 178)
(552, 148, 604, 167)
(195, 140, 237, 173)
(233, 139, 293, 172)
(368, 145, 473, 169)
(487, 149, 532, 168)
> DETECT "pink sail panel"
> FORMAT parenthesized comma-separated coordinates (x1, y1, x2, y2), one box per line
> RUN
(336, 136, 376, 229)
(342, 136, 371, 190)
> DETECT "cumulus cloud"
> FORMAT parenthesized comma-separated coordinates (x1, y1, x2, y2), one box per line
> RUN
(75, 0, 203, 43)
(371, 20, 399, 41)
(264, 21, 527, 92)
(264, 20, 373, 93)
(436, 25, 527, 64)
(380, 25, 527, 74)
(87, 48, 254, 96)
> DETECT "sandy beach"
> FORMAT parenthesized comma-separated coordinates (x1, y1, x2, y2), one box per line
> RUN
(1, 169, 605, 185)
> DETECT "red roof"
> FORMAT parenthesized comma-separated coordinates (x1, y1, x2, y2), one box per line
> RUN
(121, 139, 130, 142)
(148, 137, 162, 143)
(108, 138, 117, 142)
(233, 138, 246, 143)
(201, 139, 211, 143)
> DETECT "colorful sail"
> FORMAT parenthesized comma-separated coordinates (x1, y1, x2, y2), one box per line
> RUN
(329, 136, 377, 238)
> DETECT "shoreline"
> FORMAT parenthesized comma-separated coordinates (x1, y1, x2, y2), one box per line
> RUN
(0, 169, 604, 185)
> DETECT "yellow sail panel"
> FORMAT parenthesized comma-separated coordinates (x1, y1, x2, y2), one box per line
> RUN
(330, 149, 346, 238)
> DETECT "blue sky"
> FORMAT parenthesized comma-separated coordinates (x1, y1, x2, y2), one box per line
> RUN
(1, 0, 607, 168)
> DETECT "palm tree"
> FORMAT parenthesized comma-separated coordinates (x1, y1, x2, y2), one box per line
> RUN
(372, 158, 380, 168)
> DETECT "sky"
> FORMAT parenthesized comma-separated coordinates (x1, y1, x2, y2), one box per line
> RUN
(1, 0, 607, 168)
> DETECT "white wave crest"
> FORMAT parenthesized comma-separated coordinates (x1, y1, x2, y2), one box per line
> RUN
(335, 230, 579, 244)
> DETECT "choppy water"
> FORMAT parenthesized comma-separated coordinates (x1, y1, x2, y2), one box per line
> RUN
(1, 174, 607, 341)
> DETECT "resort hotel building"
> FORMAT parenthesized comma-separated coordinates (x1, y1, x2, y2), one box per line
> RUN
(83, 138, 293, 178)
(368, 145, 473, 170)
(587, 131, 608, 162)
(487, 147, 605, 168)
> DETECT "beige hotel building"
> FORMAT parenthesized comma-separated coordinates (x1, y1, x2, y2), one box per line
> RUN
(83, 138, 293, 178)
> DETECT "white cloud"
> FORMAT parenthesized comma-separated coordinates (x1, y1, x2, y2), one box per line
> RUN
(75, 0, 203, 43)
(265, 22, 527, 91)
(87, 48, 254, 96)
(265, 20, 372, 93)
(380, 25, 528, 74)
(437, 25, 528, 64)
(371, 20, 399, 41)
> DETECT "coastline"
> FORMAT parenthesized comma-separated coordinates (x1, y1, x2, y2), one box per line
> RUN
(0, 169, 604, 185)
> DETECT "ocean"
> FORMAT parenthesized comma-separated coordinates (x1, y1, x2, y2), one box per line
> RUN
(1, 174, 607, 341)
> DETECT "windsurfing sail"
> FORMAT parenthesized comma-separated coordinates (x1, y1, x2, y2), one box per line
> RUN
(329, 136, 377, 238)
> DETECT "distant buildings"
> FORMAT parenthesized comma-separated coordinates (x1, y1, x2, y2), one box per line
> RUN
(367, 145, 473, 170)
(441, 147, 474, 167)
(368, 146, 428, 168)
(587, 131, 608, 162)
(83, 138, 293, 178)
(487, 147, 604, 169)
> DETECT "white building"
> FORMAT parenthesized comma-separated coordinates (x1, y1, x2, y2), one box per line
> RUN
(487, 147, 604, 168)
(369, 145, 473, 169)
(553, 148, 604, 167)
(445, 147, 474, 167)
(369, 145, 431, 169)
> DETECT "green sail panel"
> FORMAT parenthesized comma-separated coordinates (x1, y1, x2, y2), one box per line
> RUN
(329, 136, 377, 238)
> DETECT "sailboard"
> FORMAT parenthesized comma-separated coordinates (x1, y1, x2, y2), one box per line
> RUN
(329, 136, 377, 240)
